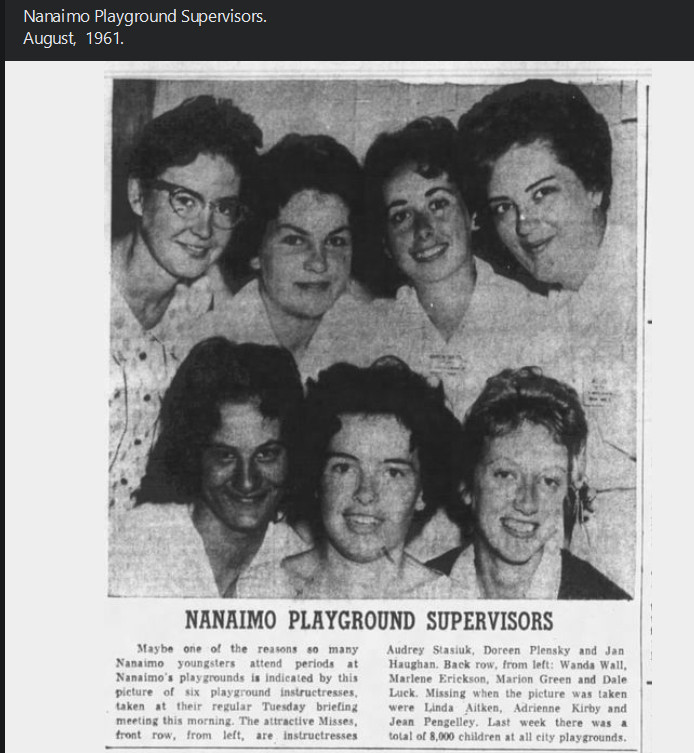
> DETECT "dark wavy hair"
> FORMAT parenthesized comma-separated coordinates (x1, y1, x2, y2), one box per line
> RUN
(223, 133, 365, 287)
(136, 338, 304, 512)
(290, 357, 464, 539)
(362, 117, 474, 297)
(457, 79, 613, 216)
(458, 366, 588, 538)
(128, 95, 263, 235)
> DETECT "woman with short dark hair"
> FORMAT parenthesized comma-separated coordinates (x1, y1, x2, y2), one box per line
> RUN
(110, 95, 263, 517)
(361, 117, 544, 437)
(458, 79, 614, 292)
(262, 358, 462, 599)
(206, 134, 387, 381)
(109, 337, 308, 597)
(428, 367, 631, 600)
(457, 80, 637, 564)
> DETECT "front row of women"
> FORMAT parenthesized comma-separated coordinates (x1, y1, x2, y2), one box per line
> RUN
(110, 338, 630, 600)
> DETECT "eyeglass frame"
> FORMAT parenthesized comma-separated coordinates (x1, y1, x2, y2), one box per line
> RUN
(145, 178, 250, 230)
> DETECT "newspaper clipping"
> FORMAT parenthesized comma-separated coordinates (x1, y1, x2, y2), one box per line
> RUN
(107, 67, 646, 752)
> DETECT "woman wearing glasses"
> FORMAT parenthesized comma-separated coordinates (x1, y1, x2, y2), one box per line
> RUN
(203, 133, 388, 382)
(110, 95, 262, 518)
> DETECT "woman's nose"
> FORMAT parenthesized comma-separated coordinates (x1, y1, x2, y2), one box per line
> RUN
(515, 207, 540, 237)
(354, 470, 377, 505)
(413, 210, 434, 239)
(191, 204, 214, 239)
(233, 459, 260, 494)
(512, 478, 540, 514)
(304, 244, 328, 273)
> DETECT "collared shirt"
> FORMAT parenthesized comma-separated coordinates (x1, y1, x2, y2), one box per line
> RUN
(190, 278, 392, 382)
(377, 257, 546, 422)
(536, 222, 638, 490)
(109, 275, 214, 518)
(375, 259, 546, 561)
(246, 549, 455, 599)
(109, 503, 309, 598)
(449, 538, 563, 599)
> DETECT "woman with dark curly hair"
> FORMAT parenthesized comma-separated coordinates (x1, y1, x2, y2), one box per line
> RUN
(256, 358, 463, 598)
(361, 117, 543, 423)
(428, 367, 631, 600)
(109, 337, 309, 597)
(202, 133, 388, 381)
(458, 79, 616, 294)
(110, 95, 263, 517)
(457, 80, 637, 571)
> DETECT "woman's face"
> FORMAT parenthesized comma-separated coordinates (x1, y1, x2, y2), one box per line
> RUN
(130, 153, 241, 282)
(253, 189, 352, 320)
(200, 401, 288, 534)
(383, 164, 473, 287)
(470, 421, 568, 566)
(320, 413, 424, 564)
(486, 140, 604, 291)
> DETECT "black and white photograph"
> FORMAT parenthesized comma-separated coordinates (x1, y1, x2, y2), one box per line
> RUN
(108, 75, 638, 602)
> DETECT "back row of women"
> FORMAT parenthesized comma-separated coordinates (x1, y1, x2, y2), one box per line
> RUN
(110, 79, 636, 599)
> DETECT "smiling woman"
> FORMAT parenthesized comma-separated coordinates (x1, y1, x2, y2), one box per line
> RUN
(109, 337, 309, 597)
(199, 133, 391, 381)
(427, 366, 631, 600)
(256, 358, 463, 599)
(360, 117, 546, 430)
(110, 96, 263, 518)
(458, 80, 613, 292)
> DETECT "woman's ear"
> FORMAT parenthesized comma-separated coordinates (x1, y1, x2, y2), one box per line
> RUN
(588, 189, 604, 210)
(127, 177, 144, 217)
(414, 491, 425, 513)
(470, 212, 481, 232)
(459, 481, 473, 508)
(249, 256, 261, 272)
(571, 448, 588, 490)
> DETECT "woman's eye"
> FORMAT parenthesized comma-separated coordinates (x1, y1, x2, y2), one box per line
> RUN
(326, 234, 351, 248)
(542, 476, 561, 490)
(210, 449, 235, 465)
(281, 234, 305, 247)
(329, 461, 352, 475)
(493, 468, 514, 481)
(216, 199, 239, 219)
(256, 446, 282, 463)
(172, 192, 198, 211)
(533, 185, 557, 202)
(430, 197, 451, 213)
(385, 467, 406, 479)
(490, 202, 513, 218)
(388, 208, 412, 228)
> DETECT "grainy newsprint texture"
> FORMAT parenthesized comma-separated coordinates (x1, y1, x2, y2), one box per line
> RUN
(107, 68, 646, 753)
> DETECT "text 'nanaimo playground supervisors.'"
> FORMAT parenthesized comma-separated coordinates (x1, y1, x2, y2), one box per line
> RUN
(21, 9, 267, 49)
(108, 607, 638, 749)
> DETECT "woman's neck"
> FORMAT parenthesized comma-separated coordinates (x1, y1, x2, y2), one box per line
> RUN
(113, 230, 179, 330)
(319, 543, 408, 598)
(192, 503, 266, 597)
(562, 216, 607, 292)
(474, 542, 544, 599)
(259, 287, 322, 358)
(413, 259, 477, 342)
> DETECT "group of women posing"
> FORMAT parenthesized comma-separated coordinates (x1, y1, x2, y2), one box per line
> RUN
(110, 79, 635, 600)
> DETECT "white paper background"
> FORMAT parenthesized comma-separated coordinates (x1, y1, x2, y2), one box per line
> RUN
(5, 60, 689, 753)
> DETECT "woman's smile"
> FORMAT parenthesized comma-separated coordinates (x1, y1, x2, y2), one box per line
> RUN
(411, 241, 449, 263)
